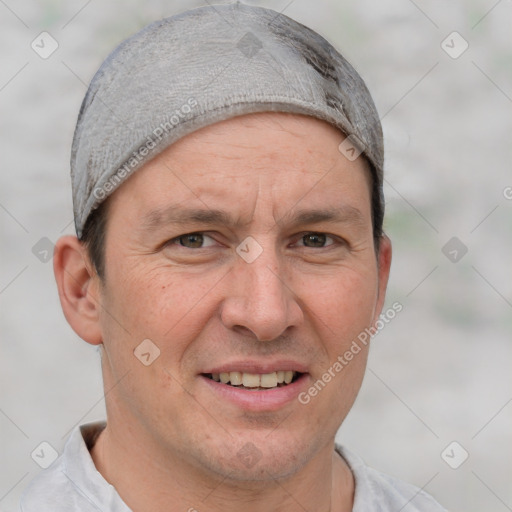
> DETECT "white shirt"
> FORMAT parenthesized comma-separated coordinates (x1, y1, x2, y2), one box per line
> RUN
(20, 422, 446, 511)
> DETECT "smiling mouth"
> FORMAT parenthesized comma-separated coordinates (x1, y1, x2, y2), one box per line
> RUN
(203, 371, 302, 390)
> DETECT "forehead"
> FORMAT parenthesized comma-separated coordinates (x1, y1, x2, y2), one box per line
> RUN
(107, 112, 372, 227)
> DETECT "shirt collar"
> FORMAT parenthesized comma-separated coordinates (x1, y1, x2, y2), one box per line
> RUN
(62, 421, 132, 512)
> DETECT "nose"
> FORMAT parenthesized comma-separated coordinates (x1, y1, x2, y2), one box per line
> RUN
(220, 244, 304, 342)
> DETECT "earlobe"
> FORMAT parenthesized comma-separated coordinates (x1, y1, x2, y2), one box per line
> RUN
(53, 235, 103, 345)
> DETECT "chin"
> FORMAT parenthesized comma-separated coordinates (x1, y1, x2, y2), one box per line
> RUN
(191, 431, 319, 483)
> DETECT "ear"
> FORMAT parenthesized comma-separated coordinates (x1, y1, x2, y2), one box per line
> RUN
(53, 235, 103, 345)
(373, 234, 392, 323)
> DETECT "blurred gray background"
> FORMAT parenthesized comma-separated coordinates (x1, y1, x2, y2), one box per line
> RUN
(1, 1, 511, 510)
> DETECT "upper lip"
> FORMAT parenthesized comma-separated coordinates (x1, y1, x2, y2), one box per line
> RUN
(202, 360, 309, 375)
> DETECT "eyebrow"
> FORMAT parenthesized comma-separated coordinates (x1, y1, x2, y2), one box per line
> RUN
(140, 204, 367, 231)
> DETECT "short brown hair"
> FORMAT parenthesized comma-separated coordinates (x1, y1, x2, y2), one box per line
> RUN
(79, 199, 110, 280)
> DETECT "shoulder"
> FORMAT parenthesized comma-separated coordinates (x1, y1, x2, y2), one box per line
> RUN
(20, 422, 110, 512)
(336, 444, 447, 512)
(20, 455, 97, 512)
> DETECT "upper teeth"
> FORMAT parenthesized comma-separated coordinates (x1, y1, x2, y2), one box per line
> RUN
(211, 371, 296, 387)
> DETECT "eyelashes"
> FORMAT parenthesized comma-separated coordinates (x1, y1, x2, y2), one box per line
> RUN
(166, 232, 342, 250)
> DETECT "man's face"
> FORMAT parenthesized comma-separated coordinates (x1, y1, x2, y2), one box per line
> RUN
(93, 112, 390, 480)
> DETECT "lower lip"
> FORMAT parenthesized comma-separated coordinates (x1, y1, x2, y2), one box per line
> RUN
(199, 374, 310, 412)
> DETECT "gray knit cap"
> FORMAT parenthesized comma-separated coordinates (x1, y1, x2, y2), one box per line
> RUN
(71, 2, 383, 238)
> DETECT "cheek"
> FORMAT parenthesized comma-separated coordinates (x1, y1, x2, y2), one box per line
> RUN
(97, 265, 217, 420)
(100, 263, 225, 356)
(301, 267, 378, 346)
(296, 271, 375, 430)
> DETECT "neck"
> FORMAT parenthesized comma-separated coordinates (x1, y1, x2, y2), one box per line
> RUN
(90, 419, 354, 512)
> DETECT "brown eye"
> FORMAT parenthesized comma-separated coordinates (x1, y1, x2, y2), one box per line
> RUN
(177, 233, 205, 248)
(301, 233, 332, 248)
(168, 232, 217, 249)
